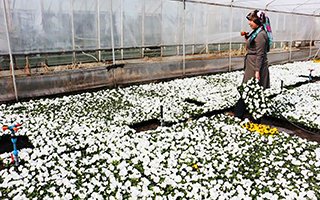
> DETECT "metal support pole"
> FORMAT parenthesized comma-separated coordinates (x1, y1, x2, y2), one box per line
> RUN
(289, 14, 293, 61)
(142, 0, 145, 58)
(120, 0, 124, 59)
(205, 7, 209, 54)
(265, 0, 277, 10)
(2, 0, 18, 101)
(309, 21, 314, 58)
(160, 0, 163, 57)
(182, 0, 186, 76)
(176, 4, 179, 56)
(109, 0, 116, 86)
(192, 11, 195, 55)
(309, 11, 318, 58)
(71, 0, 76, 63)
(110, 0, 115, 64)
(228, 3, 233, 72)
(97, 0, 101, 61)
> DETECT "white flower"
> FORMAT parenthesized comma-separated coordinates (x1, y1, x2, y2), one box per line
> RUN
(174, 175, 182, 183)
(130, 186, 141, 198)
(153, 176, 160, 183)
(301, 169, 310, 178)
(27, 185, 35, 194)
(315, 148, 320, 161)
(306, 190, 316, 199)
(153, 186, 161, 193)
(65, 193, 73, 200)
(78, 193, 86, 199)
(119, 168, 127, 177)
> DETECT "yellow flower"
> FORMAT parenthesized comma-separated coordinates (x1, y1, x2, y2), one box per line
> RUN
(242, 122, 279, 136)
(192, 163, 199, 170)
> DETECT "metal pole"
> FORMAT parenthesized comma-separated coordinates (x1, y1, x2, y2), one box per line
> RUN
(142, 0, 145, 58)
(110, 0, 115, 64)
(182, 0, 186, 76)
(97, 0, 101, 61)
(192, 10, 195, 54)
(265, 0, 277, 10)
(309, 18, 314, 58)
(2, 0, 18, 101)
(120, 0, 124, 59)
(295, 14, 298, 49)
(176, 4, 179, 55)
(290, 14, 298, 61)
(309, 9, 319, 58)
(71, 0, 76, 63)
(289, 14, 293, 61)
(228, 2, 233, 72)
(160, 0, 163, 57)
(170, 0, 320, 17)
(205, 7, 209, 54)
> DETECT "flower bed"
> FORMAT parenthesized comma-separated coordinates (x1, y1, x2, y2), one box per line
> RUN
(114, 76, 239, 124)
(0, 61, 320, 199)
(269, 61, 320, 87)
(0, 114, 320, 199)
(270, 82, 320, 130)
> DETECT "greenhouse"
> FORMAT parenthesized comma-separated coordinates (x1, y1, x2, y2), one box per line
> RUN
(1, 0, 320, 199)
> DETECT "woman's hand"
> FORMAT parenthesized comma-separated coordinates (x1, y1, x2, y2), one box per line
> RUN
(255, 71, 260, 80)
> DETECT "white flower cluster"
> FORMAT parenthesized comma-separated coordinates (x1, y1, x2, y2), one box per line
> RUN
(0, 61, 319, 199)
(112, 74, 239, 125)
(1, 113, 319, 199)
(269, 61, 320, 93)
(271, 81, 320, 129)
(239, 78, 271, 119)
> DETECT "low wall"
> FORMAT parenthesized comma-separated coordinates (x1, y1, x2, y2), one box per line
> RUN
(0, 48, 317, 103)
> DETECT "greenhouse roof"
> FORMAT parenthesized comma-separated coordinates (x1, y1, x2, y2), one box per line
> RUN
(186, 0, 320, 16)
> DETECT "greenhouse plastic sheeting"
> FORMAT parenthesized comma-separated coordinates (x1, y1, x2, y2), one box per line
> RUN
(73, 0, 98, 50)
(0, 0, 319, 55)
(162, 0, 183, 45)
(6, 0, 73, 53)
(0, 1, 8, 54)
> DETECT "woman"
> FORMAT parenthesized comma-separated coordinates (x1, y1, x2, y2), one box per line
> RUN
(235, 10, 273, 119)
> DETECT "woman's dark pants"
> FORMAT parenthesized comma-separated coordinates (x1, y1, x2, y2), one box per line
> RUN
(234, 98, 245, 120)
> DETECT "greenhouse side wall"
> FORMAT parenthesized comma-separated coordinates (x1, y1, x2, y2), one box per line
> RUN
(0, 47, 317, 103)
(0, 0, 320, 102)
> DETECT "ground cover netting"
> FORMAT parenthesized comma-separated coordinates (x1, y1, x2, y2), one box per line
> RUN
(0, 61, 320, 199)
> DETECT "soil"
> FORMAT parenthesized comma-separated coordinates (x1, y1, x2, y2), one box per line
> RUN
(130, 119, 162, 133)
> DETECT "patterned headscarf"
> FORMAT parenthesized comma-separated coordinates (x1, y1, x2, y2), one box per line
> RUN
(246, 10, 273, 51)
